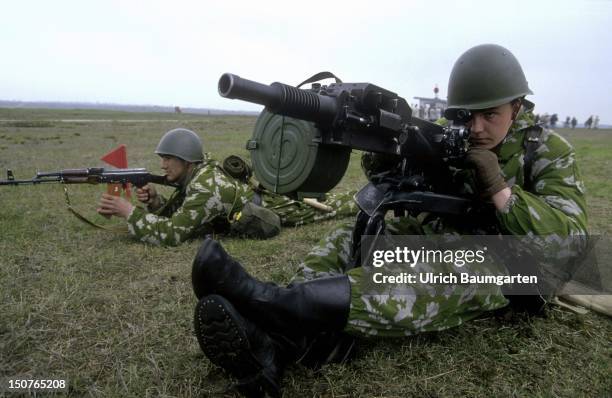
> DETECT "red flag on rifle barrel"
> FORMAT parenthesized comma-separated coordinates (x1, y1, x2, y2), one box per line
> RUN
(100, 144, 130, 197)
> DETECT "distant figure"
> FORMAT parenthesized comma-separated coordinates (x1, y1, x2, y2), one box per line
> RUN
(174, 106, 182, 114)
(550, 113, 558, 129)
(434, 107, 442, 121)
(540, 113, 550, 128)
(428, 106, 441, 121)
(563, 116, 570, 128)
(593, 115, 600, 129)
(571, 117, 577, 129)
(585, 116, 593, 129)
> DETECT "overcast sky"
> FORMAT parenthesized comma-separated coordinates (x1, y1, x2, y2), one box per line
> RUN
(2, 0, 611, 123)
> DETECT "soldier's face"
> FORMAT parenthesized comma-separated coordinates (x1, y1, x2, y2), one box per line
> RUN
(467, 103, 515, 149)
(160, 155, 190, 182)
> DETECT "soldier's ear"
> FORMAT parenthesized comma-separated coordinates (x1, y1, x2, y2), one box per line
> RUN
(184, 160, 196, 172)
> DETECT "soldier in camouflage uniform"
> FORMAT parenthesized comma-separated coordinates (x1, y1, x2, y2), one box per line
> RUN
(97, 128, 358, 246)
(190, 44, 588, 397)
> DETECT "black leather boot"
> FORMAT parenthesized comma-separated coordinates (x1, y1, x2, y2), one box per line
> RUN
(192, 238, 351, 336)
(194, 294, 355, 398)
(194, 294, 285, 398)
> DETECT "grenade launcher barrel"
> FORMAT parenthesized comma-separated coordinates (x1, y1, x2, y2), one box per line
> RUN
(218, 73, 338, 125)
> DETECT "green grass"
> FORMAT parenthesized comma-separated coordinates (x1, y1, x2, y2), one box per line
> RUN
(0, 110, 610, 397)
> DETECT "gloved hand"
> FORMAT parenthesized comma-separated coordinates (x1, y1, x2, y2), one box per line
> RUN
(464, 148, 508, 198)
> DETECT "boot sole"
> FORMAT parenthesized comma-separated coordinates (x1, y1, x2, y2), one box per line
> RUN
(194, 294, 280, 398)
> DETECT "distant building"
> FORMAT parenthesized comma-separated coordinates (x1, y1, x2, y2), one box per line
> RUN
(413, 85, 447, 121)
(413, 96, 447, 121)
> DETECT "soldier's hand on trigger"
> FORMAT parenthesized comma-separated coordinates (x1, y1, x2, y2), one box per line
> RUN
(464, 148, 508, 199)
(136, 184, 158, 205)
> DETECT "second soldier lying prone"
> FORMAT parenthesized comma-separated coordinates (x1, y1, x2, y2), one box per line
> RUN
(97, 128, 357, 246)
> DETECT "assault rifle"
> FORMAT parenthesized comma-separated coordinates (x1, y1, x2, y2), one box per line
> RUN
(1, 168, 179, 190)
(1, 167, 180, 228)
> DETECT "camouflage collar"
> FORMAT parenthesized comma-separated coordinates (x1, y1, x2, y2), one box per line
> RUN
(178, 162, 206, 191)
(497, 109, 537, 162)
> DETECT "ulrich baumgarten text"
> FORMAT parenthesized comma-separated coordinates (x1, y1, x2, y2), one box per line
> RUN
(372, 272, 538, 286)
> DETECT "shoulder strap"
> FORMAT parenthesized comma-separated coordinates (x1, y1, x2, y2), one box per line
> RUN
(297, 72, 342, 88)
(522, 125, 544, 190)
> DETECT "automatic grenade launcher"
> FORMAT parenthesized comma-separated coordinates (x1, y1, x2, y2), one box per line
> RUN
(218, 72, 471, 203)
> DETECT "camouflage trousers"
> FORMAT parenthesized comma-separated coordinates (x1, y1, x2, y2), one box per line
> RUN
(265, 191, 358, 227)
(291, 220, 510, 338)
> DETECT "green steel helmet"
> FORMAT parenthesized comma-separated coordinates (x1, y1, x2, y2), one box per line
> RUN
(154, 128, 204, 162)
(446, 44, 533, 112)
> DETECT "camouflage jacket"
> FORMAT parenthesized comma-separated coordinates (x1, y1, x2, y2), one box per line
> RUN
(126, 157, 253, 246)
(495, 114, 587, 236)
(126, 155, 358, 246)
(418, 110, 588, 236)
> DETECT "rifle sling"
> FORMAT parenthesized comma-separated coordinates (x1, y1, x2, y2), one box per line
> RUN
(62, 185, 128, 233)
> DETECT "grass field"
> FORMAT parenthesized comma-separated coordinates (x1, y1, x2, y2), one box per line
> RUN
(0, 108, 610, 397)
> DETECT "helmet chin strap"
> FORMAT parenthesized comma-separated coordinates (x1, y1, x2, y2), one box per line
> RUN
(511, 97, 524, 121)
(499, 99, 523, 143)
(174, 161, 195, 188)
